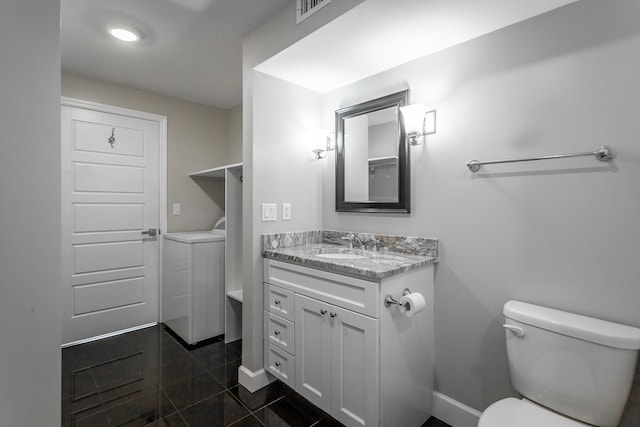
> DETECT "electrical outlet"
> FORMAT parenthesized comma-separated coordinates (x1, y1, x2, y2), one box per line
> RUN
(172, 203, 181, 215)
(262, 203, 277, 222)
(282, 203, 291, 220)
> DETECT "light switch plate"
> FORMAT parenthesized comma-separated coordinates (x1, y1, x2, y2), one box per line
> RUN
(172, 203, 181, 215)
(262, 203, 277, 222)
(282, 203, 291, 220)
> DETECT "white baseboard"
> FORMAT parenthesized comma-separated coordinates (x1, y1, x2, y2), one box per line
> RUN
(238, 365, 275, 393)
(432, 391, 482, 427)
(61, 322, 157, 348)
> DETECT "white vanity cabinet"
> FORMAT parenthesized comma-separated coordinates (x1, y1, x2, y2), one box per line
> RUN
(295, 293, 379, 427)
(263, 258, 435, 427)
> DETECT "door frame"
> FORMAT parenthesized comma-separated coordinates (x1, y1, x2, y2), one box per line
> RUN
(61, 96, 167, 346)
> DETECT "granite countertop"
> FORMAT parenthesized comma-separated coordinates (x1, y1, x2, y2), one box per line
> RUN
(262, 230, 438, 280)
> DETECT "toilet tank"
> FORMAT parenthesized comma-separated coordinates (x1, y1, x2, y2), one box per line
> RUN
(503, 300, 640, 427)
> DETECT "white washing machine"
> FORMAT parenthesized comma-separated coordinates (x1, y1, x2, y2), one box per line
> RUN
(162, 220, 225, 344)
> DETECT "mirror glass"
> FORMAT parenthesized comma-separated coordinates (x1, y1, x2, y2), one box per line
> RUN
(335, 90, 409, 213)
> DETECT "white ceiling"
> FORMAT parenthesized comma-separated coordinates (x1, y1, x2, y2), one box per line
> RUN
(61, 0, 289, 109)
(257, 0, 579, 93)
(61, 0, 579, 110)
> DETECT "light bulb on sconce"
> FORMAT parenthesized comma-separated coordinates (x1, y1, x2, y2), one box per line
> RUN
(309, 129, 335, 160)
(399, 103, 436, 145)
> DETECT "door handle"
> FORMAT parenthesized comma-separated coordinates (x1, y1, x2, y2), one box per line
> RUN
(141, 227, 158, 237)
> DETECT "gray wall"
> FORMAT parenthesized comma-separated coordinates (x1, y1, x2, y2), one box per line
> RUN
(321, 0, 640, 418)
(241, 0, 365, 376)
(0, 0, 62, 424)
(227, 104, 243, 165)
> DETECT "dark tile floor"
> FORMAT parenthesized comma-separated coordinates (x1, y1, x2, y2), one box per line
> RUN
(62, 325, 450, 427)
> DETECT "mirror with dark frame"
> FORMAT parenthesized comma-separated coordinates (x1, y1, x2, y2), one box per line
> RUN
(335, 90, 410, 213)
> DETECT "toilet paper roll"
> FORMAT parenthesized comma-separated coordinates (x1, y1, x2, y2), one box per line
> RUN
(399, 292, 426, 317)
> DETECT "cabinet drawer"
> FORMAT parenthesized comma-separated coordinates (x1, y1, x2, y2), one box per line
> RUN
(264, 311, 295, 355)
(264, 259, 379, 318)
(264, 284, 295, 321)
(264, 342, 295, 388)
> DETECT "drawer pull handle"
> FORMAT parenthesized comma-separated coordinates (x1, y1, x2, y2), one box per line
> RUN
(330, 312, 337, 318)
(274, 299, 281, 305)
(275, 361, 281, 367)
(274, 330, 281, 335)
(320, 309, 327, 315)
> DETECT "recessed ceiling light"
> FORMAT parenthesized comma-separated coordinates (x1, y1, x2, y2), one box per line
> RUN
(109, 28, 140, 42)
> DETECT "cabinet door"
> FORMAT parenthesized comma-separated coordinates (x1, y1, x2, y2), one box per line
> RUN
(295, 294, 332, 413)
(330, 305, 379, 427)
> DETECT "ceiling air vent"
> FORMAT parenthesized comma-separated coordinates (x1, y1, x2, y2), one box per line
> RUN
(296, 0, 331, 24)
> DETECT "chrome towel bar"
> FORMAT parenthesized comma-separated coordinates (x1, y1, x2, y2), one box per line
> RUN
(466, 145, 616, 172)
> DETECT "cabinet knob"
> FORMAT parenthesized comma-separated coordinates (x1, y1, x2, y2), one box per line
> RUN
(320, 309, 327, 315)
(275, 361, 281, 367)
(330, 312, 337, 318)
(274, 299, 281, 305)
(274, 330, 281, 335)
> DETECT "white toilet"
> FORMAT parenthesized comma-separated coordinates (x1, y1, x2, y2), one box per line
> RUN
(478, 300, 640, 427)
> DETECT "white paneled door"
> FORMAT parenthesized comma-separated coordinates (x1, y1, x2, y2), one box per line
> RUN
(61, 101, 165, 345)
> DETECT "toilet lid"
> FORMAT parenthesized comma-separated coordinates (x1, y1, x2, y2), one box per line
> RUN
(478, 398, 589, 427)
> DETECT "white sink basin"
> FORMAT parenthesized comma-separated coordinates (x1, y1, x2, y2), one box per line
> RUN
(316, 253, 367, 260)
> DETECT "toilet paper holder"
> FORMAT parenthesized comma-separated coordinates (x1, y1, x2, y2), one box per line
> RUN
(384, 288, 412, 308)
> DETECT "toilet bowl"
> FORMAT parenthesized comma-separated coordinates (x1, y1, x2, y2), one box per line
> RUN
(478, 398, 588, 427)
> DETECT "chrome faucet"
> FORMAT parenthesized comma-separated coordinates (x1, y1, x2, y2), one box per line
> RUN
(341, 233, 355, 249)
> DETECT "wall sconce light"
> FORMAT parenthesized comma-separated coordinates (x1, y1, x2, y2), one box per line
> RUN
(310, 129, 335, 159)
(399, 103, 436, 145)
